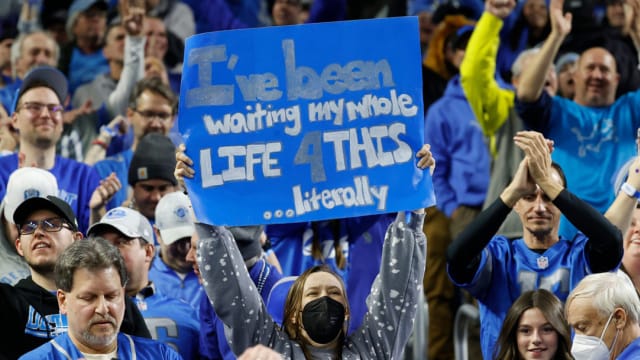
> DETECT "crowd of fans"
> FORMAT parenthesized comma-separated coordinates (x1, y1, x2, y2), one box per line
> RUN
(1, 0, 640, 358)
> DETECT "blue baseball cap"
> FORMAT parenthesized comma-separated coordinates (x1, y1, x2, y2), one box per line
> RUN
(11, 66, 68, 113)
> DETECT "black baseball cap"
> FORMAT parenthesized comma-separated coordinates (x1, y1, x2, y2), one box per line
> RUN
(13, 195, 79, 231)
(12, 66, 68, 113)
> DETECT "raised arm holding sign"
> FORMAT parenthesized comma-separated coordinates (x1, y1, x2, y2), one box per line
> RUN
(177, 17, 435, 226)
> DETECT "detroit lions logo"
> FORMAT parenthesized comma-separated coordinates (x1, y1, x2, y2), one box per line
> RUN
(25, 307, 68, 338)
(23, 188, 40, 200)
(175, 207, 187, 218)
(570, 118, 616, 157)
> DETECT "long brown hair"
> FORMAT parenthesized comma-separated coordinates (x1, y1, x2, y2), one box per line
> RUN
(310, 221, 347, 270)
(493, 289, 574, 360)
(282, 265, 350, 358)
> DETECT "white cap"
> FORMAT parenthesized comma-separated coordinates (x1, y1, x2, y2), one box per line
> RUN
(88, 207, 154, 243)
(2, 167, 59, 224)
(154, 191, 195, 246)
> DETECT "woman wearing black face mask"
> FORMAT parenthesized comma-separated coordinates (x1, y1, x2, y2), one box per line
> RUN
(178, 145, 434, 359)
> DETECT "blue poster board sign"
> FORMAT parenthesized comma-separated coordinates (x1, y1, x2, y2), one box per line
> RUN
(179, 17, 435, 226)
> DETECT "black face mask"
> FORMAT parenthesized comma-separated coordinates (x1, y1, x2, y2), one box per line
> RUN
(301, 296, 346, 344)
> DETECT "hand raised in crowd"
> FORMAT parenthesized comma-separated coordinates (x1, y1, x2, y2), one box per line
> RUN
(0, 109, 17, 153)
(62, 99, 93, 125)
(416, 143, 436, 175)
(174, 143, 194, 191)
(625, 0, 640, 49)
(89, 172, 122, 210)
(120, 0, 145, 37)
(485, 0, 516, 19)
(237, 344, 284, 360)
(500, 131, 556, 207)
(549, 0, 572, 37)
(515, 131, 564, 200)
(625, 155, 640, 192)
(514, 131, 553, 184)
(106, 114, 129, 136)
(500, 155, 537, 207)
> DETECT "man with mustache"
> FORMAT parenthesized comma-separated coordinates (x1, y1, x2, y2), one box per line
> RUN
(20, 237, 180, 359)
(94, 77, 178, 211)
(0, 195, 150, 359)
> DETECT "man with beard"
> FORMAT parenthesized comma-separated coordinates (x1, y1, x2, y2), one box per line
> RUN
(0, 195, 150, 359)
(0, 66, 120, 234)
(94, 77, 178, 210)
(19, 237, 179, 359)
(446, 130, 632, 360)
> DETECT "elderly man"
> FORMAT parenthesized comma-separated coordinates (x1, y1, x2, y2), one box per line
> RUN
(446, 130, 626, 359)
(566, 272, 640, 359)
(19, 237, 180, 359)
(0, 30, 58, 114)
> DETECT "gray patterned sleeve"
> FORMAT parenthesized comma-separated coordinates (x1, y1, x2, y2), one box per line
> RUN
(195, 223, 302, 358)
(344, 211, 427, 359)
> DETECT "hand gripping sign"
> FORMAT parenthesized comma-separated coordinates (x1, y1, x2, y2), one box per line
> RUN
(179, 17, 435, 226)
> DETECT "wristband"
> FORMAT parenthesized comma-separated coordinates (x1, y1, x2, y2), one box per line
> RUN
(622, 182, 640, 199)
(92, 139, 108, 150)
(100, 125, 117, 138)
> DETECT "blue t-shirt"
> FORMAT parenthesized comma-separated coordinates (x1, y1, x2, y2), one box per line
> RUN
(134, 289, 200, 359)
(148, 257, 204, 313)
(68, 47, 109, 95)
(618, 336, 640, 359)
(450, 234, 596, 360)
(0, 154, 100, 235)
(19, 332, 181, 359)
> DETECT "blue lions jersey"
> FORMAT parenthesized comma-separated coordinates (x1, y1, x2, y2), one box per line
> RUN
(134, 288, 200, 359)
(451, 233, 599, 360)
(19, 332, 181, 359)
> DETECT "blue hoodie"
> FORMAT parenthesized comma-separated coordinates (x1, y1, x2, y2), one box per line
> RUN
(425, 74, 490, 217)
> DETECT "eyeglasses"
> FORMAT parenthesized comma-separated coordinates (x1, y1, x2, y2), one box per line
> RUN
(133, 109, 173, 122)
(19, 217, 73, 235)
(17, 102, 64, 117)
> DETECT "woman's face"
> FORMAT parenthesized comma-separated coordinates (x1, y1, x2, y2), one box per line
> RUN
(517, 307, 559, 360)
(297, 271, 348, 345)
(300, 271, 346, 309)
(523, 0, 548, 30)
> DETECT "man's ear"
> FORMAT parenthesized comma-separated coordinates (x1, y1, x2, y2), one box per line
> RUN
(153, 227, 163, 245)
(73, 231, 83, 241)
(57, 290, 68, 314)
(614, 307, 628, 329)
(145, 242, 155, 262)
(15, 236, 24, 256)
